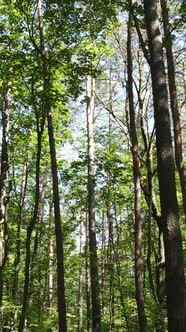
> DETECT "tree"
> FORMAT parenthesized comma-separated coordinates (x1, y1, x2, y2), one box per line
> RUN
(86, 74, 102, 332)
(0, 1, 185, 331)
(37, 1, 67, 331)
(160, 0, 186, 221)
(0, 82, 11, 308)
(143, 0, 186, 330)
(127, 14, 148, 332)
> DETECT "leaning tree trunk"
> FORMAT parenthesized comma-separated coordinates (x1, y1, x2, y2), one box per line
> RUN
(86, 74, 102, 332)
(127, 15, 148, 332)
(160, 0, 186, 221)
(143, 0, 186, 330)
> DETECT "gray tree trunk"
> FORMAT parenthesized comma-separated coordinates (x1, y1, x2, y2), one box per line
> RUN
(86, 75, 102, 332)
(0, 84, 11, 330)
(143, 0, 186, 330)
(160, 0, 186, 222)
(127, 15, 148, 332)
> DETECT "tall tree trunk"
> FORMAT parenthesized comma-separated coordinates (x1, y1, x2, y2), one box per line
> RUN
(13, 162, 28, 303)
(48, 198, 54, 312)
(114, 206, 129, 331)
(37, 1, 67, 330)
(101, 210, 106, 312)
(0, 84, 10, 322)
(47, 107, 67, 332)
(156, 223, 166, 304)
(138, 71, 166, 303)
(18, 2, 48, 328)
(18, 127, 43, 332)
(85, 209, 92, 332)
(108, 71, 115, 332)
(143, 0, 186, 330)
(139, 102, 157, 302)
(107, 203, 115, 332)
(29, 172, 47, 297)
(184, 58, 186, 97)
(127, 15, 148, 332)
(86, 75, 102, 332)
(77, 218, 84, 332)
(160, 0, 186, 221)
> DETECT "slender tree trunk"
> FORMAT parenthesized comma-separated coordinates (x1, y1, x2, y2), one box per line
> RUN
(29, 172, 47, 297)
(47, 108, 67, 332)
(85, 209, 92, 332)
(0, 84, 11, 325)
(127, 15, 148, 332)
(48, 198, 54, 312)
(156, 223, 166, 304)
(184, 58, 186, 97)
(143, 0, 186, 330)
(101, 210, 106, 312)
(13, 162, 28, 303)
(18, 128, 43, 332)
(114, 207, 129, 331)
(139, 91, 166, 303)
(18, 2, 48, 329)
(32, 172, 47, 262)
(137, 53, 159, 303)
(86, 75, 102, 332)
(37, 1, 67, 330)
(160, 0, 186, 221)
(140, 105, 157, 302)
(77, 218, 84, 332)
(108, 72, 115, 332)
(108, 203, 115, 332)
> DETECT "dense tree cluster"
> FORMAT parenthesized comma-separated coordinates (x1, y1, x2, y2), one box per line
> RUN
(0, 0, 185, 331)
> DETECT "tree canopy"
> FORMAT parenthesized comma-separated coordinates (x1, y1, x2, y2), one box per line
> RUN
(0, 0, 185, 331)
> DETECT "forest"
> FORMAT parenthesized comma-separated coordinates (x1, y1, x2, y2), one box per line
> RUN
(0, 0, 185, 331)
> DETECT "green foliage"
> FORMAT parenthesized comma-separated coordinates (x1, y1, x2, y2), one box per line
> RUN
(0, 0, 184, 331)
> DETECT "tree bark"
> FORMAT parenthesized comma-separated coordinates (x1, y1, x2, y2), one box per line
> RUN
(77, 218, 84, 332)
(108, 72, 115, 332)
(29, 172, 47, 297)
(37, 1, 67, 330)
(47, 105, 67, 332)
(18, 127, 43, 332)
(101, 210, 106, 312)
(86, 75, 102, 332)
(13, 162, 29, 303)
(143, 0, 186, 330)
(85, 209, 92, 332)
(0, 84, 11, 325)
(127, 15, 148, 332)
(160, 0, 186, 221)
(114, 206, 129, 331)
(107, 204, 115, 332)
(48, 198, 54, 312)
